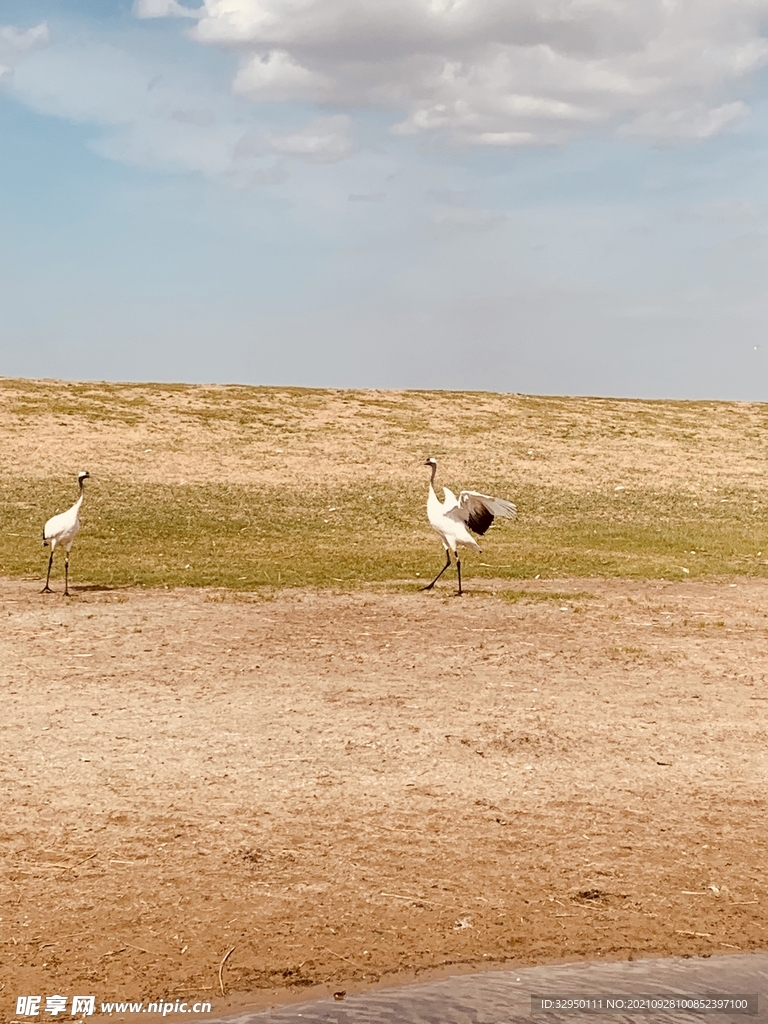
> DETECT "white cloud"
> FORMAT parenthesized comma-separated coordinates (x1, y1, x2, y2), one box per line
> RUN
(265, 114, 353, 162)
(0, 22, 48, 82)
(0, 23, 49, 52)
(234, 49, 330, 101)
(619, 101, 749, 141)
(175, 0, 768, 146)
(430, 204, 505, 232)
(676, 199, 767, 223)
(133, 0, 201, 19)
(7, 33, 349, 183)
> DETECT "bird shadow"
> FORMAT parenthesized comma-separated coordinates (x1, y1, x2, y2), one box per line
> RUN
(69, 584, 117, 593)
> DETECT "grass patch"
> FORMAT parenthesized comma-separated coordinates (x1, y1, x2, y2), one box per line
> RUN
(495, 590, 595, 604)
(4, 476, 768, 590)
(2, 378, 153, 425)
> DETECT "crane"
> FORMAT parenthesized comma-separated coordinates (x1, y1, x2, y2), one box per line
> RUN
(42, 471, 90, 596)
(422, 458, 516, 596)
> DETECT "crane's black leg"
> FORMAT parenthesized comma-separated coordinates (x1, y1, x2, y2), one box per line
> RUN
(422, 550, 451, 591)
(42, 550, 54, 594)
(64, 553, 70, 597)
(456, 557, 462, 596)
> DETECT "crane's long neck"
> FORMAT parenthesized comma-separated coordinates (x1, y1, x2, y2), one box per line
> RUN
(75, 480, 86, 509)
(427, 463, 442, 509)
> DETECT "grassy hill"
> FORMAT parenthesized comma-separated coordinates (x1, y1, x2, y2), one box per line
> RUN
(2, 377, 768, 588)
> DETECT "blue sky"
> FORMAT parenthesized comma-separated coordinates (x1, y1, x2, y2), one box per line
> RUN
(2, 0, 768, 397)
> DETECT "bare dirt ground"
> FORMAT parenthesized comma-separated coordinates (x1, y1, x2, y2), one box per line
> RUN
(2, 577, 766, 1020)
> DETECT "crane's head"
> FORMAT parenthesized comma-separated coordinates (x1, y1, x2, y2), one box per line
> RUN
(78, 470, 90, 484)
(424, 457, 437, 469)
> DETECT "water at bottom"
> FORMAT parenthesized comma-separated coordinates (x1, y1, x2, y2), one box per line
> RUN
(215, 952, 768, 1024)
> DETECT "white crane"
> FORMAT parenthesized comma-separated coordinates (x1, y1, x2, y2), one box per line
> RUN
(42, 471, 90, 596)
(422, 458, 516, 596)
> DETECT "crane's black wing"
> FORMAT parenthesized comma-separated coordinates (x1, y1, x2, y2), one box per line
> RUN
(446, 491, 517, 536)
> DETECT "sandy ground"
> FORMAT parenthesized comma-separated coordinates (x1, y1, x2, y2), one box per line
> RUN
(1, 577, 767, 1020)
